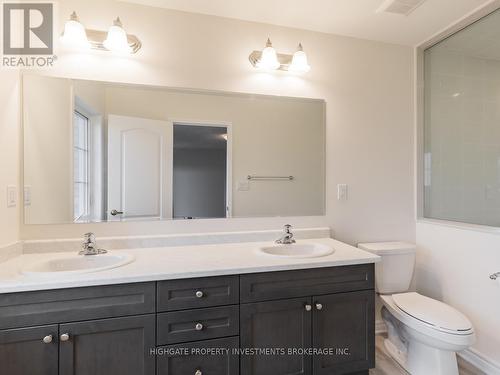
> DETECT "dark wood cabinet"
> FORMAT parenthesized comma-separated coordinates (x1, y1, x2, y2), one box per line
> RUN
(0, 324, 59, 375)
(312, 291, 375, 375)
(59, 315, 155, 375)
(0, 282, 155, 330)
(157, 305, 239, 345)
(240, 290, 375, 375)
(0, 264, 375, 375)
(240, 297, 313, 375)
(158, 276, 239, 311)
(240, 264, 374, 303)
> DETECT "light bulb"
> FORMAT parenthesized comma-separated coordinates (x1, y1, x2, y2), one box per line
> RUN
(103, 17, 131, 54)
(289, 43, 311, 73)
(256, 38, 280, 70)
(60, 12, 90, 50)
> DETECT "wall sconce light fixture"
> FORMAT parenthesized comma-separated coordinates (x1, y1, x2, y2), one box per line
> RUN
(249, 39, 311, 73)
(60, 12, 90, 50)
(61, 11, 142, 54)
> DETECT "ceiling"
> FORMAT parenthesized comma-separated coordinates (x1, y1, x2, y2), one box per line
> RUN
(121, 0, 491, 45)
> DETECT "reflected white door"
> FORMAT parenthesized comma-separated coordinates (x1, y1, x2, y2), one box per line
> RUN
(107, 115, 172, 221)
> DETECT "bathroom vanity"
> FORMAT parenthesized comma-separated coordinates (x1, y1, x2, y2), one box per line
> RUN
(0, 238, 378, 375)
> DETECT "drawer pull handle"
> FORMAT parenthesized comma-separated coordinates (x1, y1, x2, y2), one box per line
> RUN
(42, 335, 53, 344)
(195, 290, 204, 298)
(315, 303, 323, 311)
(60, 333, 70, 342)
(195, 370, 202, 375)
(195, 323, 204, 331)
(305, 304, 312, 311)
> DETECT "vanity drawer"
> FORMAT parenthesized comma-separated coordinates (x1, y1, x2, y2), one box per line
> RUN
(157, 276, 239, 312)
(240, 264, 374, 303)
(0, 282, 155, 329)
(157, 305, 239, 345)
(156, 336, 239, 375)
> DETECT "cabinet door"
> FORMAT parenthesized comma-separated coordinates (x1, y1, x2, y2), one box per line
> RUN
(312, 291, 374, 375)
(59, 314, 155, 375)
(0, 325, 58, 375)
(240, 297, 312, 375)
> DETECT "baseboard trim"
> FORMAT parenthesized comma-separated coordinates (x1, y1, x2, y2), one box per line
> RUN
(458, 348, 500, 375)
(375, 319, 387, 334)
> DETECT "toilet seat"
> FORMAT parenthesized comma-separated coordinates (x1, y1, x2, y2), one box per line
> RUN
(380, 293, 474, 341)
(392, 292, 473, 335)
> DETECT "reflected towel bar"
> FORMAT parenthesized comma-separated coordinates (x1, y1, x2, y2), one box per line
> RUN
(247, 175, 294, 181)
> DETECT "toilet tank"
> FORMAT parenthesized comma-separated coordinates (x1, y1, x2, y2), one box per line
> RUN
(358, 242, 416, 294)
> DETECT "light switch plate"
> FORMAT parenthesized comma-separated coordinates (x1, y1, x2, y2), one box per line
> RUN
(337, 184, 348, 200)
(7, 185, 17, 207)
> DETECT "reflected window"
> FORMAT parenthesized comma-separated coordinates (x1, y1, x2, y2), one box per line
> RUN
(73, 110, 90, 221)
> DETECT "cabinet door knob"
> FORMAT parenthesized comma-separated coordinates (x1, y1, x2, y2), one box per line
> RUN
(195, 323, 204, 331)
(195, 290, 204, 298)
(315, 303, 323, 311)
(42, 335, 53, 344)
(60, 333, 70, 342)
(195, 370, 202, 375)
(305, 304, 312, 311)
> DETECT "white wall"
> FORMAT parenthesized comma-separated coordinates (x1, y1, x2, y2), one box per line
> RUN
(416, 221, 500, 367)
(0, 70, 20, 248)
(23, 75, 73, 224)
(16, 0, 414, 243)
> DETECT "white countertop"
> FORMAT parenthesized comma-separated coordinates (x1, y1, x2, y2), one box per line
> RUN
(0, 238, 379, 294)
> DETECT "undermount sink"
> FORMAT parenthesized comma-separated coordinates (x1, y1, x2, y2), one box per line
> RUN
(258, 243, 334, 258)
(22, 254, 135, 276)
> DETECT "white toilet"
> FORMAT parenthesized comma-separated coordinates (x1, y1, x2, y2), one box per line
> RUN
(358, 242, 475, 375)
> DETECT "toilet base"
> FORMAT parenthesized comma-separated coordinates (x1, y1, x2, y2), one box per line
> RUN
(384, 338, 407, 370)
(406, 338, 459, 375)
(381, 304, 465, 375)
(384, 337, 459, 375)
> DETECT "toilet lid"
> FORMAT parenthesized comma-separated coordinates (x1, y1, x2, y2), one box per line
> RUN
(392, 292, 472, 333)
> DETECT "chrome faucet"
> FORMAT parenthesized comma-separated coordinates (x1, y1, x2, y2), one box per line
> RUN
(275, 224, 296, 245)
(79, 233, 107, 256)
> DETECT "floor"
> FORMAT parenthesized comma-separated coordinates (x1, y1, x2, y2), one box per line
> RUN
(370, 334, 485, 375)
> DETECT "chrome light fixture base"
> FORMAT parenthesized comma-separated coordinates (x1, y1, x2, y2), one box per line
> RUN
(249, 50, 293, 71)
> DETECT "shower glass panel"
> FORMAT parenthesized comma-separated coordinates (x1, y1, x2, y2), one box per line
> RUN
(424, 8, 500, 227)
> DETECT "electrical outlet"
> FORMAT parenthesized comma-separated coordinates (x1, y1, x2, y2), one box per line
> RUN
(238, 181, 250, 191)
(7, 185, 17, 207)
(337, 184, 348, 201)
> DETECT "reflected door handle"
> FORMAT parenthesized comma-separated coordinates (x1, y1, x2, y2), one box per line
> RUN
(110, 209, 124, 216)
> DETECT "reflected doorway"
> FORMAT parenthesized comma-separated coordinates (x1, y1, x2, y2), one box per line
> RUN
(172, 123, 231, 219)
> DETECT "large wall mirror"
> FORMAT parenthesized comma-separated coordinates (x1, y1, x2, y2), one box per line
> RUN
(23, 75, 325, 225)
